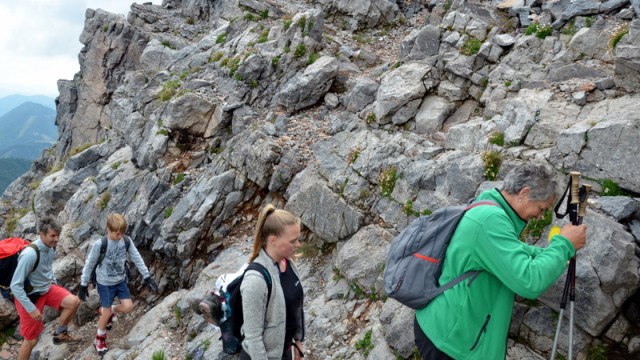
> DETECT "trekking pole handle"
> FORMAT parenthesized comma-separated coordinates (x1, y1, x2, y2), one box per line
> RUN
(570, 171, 581, 205)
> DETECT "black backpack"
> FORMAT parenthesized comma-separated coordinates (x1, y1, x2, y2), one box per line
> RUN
(90, 236, 131, 286)
(0, 238, 40, 299)
(199, 262, 273, 354)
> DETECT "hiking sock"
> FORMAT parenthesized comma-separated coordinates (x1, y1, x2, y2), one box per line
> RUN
(55, 325, 68, 335)
(97, 329, 106, 336)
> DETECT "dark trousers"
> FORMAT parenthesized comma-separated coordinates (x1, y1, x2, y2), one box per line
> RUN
(414, 317, 453, 360)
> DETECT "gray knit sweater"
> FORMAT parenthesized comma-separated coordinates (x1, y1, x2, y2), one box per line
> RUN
(240, 249, 302, 360)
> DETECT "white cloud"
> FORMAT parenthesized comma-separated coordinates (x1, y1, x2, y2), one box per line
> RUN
(0, 0, 148, 97)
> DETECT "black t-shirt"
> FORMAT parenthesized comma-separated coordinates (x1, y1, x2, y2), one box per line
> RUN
(279, 259, 303, 345)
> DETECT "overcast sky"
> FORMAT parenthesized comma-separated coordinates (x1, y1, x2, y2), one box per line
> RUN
(0, 1, 156, 98)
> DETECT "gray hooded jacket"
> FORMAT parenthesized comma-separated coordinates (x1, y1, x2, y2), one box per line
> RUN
(240, 249, 302, 359)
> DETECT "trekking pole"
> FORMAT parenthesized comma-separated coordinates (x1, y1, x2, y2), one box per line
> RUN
(550, 171, 581, 360)
(569, 184, 591, 357)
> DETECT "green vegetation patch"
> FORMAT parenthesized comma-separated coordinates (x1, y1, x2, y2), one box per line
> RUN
(355, 329, 374, 357)
(481, 151, 502, 181)
(461, 38, 482, 55)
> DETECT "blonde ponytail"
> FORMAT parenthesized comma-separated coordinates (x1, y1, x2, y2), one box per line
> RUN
(250, 204, 300, 262)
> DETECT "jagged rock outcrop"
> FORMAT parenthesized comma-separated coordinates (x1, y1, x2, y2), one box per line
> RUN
(3, 0, 640, 359)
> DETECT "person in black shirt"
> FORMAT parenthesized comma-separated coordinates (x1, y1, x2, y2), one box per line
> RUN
(278, 257, 305, 359)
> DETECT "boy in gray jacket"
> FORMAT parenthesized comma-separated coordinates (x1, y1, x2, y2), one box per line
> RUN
(77, 213, 158, 354)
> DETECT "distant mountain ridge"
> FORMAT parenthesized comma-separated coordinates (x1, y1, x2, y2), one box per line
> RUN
(0, 94, 55, 116)
(0, 101, 57, 160)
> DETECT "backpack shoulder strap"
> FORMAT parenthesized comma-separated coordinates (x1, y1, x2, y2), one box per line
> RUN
(124, 236, 131, 253)
(245, 262, 273, 308)
(27, 243, 40, 272)
(465, 199, 499, 210)
(97, 237, 108, 266)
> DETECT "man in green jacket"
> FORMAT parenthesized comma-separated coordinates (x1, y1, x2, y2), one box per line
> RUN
(415, 163, 587, 359)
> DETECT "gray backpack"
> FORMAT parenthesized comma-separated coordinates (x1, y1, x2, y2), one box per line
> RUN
(383, 200, 498, 309)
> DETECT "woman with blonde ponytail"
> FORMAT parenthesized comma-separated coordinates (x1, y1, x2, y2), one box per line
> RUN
(240, 204, 306, 360)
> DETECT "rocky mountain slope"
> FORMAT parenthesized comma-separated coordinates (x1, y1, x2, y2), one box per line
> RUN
(2, 0, 640, 359)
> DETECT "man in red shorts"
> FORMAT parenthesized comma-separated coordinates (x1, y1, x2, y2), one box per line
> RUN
(10, 217, 81, 360)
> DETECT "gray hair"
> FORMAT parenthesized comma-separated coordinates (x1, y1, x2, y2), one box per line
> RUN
(501, 163, 558, 201)
(38, 216, 61, 235)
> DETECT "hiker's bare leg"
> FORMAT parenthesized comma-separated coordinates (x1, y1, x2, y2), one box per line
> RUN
(115, 298, 133, 314)
(18, 338, 37, 360)
(98, 306, 112, 331)
(58, 294, 80, 326)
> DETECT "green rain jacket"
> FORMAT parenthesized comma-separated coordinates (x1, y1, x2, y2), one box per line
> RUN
(415, 188, 576, 359)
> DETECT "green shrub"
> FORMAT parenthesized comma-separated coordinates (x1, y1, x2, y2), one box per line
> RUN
(156, 128, 169, 136)
(297, 16, 306, 30)
(229, 57, 241, 75)
(536, 25, 553, 39)
(260, 9, 269, 19)
(443, 0, 452, 11)
(271, 55, 281, 66)
(294, 44, 307, 58)
(0, 327, 16, 347)
(210, 51, 224, 62)
(258, 30, 269, 43)
(488, 131, 505, 146)
(378, 166, 397, 197)
(159, 80, 181, 101)
(160, 40, 175, 49)
(348, 147, 361, 165)
(307, 52, 319, 65)
(461, 38, 482, 56)
(355, 330, 374, 357)
(481, 151, 502, 181)
(186, 17, 195, 25)
(365, 112, 376, 124)
(525, 23, 539, 35)
(283, 19, 293, 31)
(610, 25, 629, 49)
(174, 173, 185, 185)
(585, 16, 593, 28)
(216, 33, 227, 44)
(98, 192, 111, 210)
(152, 350, 165, 360)
(244, 13, 256, 21)
(164, 207, 173, 219)
(586, 344, 608, 360)
(521, 209, 552, 239)
(403, 200, 419, 217)
(601, 179, 626, 196)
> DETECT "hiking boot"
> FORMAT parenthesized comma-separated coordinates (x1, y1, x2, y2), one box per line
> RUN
(198, 294, 221, 326)
(94, 334, 108, 354)
(52, 330, 81, 345)
(99, 308, 117, 330)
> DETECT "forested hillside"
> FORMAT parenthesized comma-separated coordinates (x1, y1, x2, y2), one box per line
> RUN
(0, 158, 31, 193)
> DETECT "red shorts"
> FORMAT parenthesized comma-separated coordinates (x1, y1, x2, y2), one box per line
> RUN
(14, 284, 71, 340)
